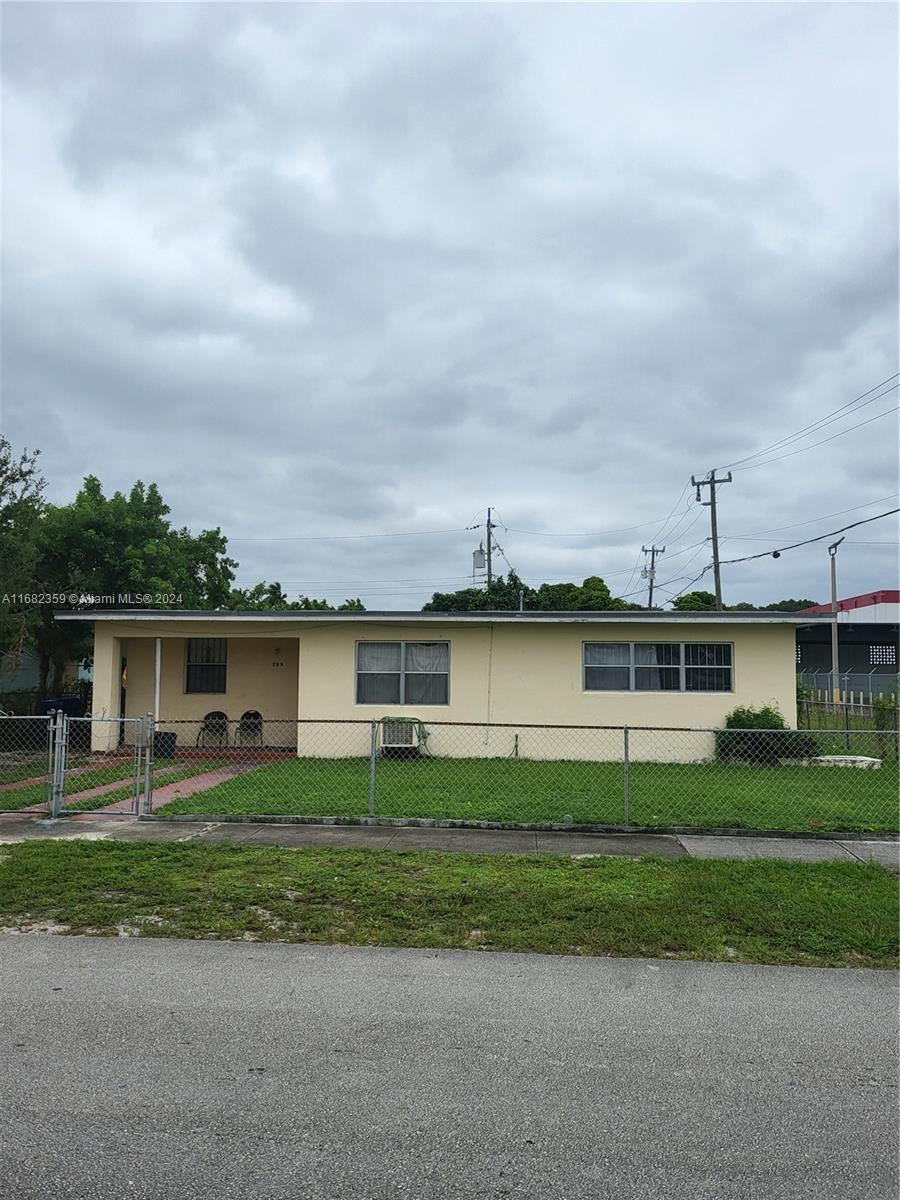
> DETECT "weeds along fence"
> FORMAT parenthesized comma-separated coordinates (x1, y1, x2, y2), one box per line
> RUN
(1, 714, 896, 833)
(799, 699, 900, 735)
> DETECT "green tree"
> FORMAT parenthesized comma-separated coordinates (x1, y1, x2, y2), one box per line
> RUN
(765, 598, 818, 612)
(228, 586, 366, 612)
(32, 476, 236, 697)
(0, 439, 45, 653)
(423, 571, 532, 612)
(423, 572, 637, 613)
(671, 590, 718, 611)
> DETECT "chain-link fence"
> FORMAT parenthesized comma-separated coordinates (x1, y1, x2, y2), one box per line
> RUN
(146, 718, 898, 835)
(0, 714, 54, 814)
(2, 713, 896, 833)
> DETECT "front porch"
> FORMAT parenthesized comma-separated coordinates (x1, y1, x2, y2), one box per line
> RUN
(90, 630, 300, 752)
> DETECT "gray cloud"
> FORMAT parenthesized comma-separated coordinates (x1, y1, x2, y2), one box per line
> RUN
(2, 2, 897, 608)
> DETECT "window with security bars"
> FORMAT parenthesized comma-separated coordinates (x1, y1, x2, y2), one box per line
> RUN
(356, 642, 449, 705)
(870, 644, 897, 666)
(584, 642, 732, 692)
(185, 638, 227, 693)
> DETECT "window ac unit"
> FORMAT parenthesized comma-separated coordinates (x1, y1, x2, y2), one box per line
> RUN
(381, 718, 417, 748)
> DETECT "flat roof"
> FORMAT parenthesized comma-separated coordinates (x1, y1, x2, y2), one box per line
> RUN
(55, 608, 832, 625)
(800, 590, 900, 614)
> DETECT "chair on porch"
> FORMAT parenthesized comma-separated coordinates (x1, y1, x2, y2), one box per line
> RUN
(235, 710, 263, 747)
(196, 711, 229, 748)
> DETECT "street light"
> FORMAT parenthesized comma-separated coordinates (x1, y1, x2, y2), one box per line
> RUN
(828, 537, 845, 704)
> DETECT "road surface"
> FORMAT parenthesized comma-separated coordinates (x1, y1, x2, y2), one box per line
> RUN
(1, 937, 896, 1199)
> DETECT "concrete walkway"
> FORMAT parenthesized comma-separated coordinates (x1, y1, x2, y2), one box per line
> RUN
(0, 813, 896, 869)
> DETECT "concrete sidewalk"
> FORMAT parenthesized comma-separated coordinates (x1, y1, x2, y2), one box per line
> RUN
(0, 813, 897, 869)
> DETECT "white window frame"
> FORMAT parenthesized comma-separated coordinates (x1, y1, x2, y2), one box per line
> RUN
(355, 641, 450, 706)
(582, 641, 734, 693)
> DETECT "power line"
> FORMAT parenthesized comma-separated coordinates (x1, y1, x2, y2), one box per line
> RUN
(731, 404, 899, 472)
(717, 373, 900, 470)
(722, 492, 900, 539)
(693, 508, 899, 576)
(723, 382, 897, 469)
(229, 527, 473, 543)
(504, 481, 693, 539)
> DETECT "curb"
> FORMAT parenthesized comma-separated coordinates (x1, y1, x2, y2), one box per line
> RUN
(137, 813, 900, 842)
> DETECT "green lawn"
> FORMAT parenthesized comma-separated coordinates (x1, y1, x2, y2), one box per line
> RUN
(153, 753, 900, 833)
(0, 840, 895, 968)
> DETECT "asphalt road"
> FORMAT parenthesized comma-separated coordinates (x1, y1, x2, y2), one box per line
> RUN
(1, 938, 896, 1200)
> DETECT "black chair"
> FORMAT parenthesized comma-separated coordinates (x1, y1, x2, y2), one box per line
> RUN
(197, 711, 229, 748)
(235, 710, 263, 747)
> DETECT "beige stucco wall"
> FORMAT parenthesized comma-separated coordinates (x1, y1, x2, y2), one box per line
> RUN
(86, 617, 798, 757)
(294, 620, 796, 759)
(88, 621, 301, 750)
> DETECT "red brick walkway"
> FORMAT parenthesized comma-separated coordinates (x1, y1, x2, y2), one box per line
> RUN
(63, 762, 264, 818)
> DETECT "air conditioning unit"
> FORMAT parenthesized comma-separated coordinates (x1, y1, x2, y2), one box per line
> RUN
(380, 718, 421, 759)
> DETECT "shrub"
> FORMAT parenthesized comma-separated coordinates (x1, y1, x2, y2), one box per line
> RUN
(716, 704, 818, 765)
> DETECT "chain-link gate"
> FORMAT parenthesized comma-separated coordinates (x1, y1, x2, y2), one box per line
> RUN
(54, 714, 148, 816)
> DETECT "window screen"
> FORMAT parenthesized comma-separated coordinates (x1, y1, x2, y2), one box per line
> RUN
(185, 638, 227, 694)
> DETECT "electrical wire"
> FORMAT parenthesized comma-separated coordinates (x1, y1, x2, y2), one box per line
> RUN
(229, 527, 472, 543)
(721, 492, 900, 539)
(730, 404, 899, 472)
(503, 480, 694, 540)
(717, 373, 899, 470)
(692, 509, 899, 577)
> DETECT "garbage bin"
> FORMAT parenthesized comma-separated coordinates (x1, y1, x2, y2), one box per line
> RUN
(153, 731, 178, 759)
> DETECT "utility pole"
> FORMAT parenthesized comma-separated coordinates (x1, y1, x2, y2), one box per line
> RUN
(692, 471, 732, 608)
(641, 545, 665, 609)
(828, 537, 844, 704)
(486, 507, 494, 587)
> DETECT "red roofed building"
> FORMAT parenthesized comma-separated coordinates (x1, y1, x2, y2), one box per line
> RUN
(796, 591, 899, 690)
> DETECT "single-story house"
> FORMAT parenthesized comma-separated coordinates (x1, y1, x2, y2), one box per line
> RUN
(56, 609, 830, 758)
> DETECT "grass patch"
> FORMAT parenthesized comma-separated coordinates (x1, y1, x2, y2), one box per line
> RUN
(0, 754, 53, 789)
(153, 754, 900, 833)
(0, 757, 228, 813)
(0, 840, 896, 968)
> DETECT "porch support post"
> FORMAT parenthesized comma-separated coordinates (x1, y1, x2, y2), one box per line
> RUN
(154, 637, 161, 729)
(91, 627, 120, 752)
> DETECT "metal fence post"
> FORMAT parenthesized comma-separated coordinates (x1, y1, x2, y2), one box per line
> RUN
(622, 726, 630, 826)
(49, 709, 66, 818)
(47, 710, 57, 816)
(132, 716, 145, 816)
(368, 720, 378, 816)
(143, 712, 154, 815)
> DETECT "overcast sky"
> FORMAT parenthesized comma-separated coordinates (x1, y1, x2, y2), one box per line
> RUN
(2, 2, 897, 609)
